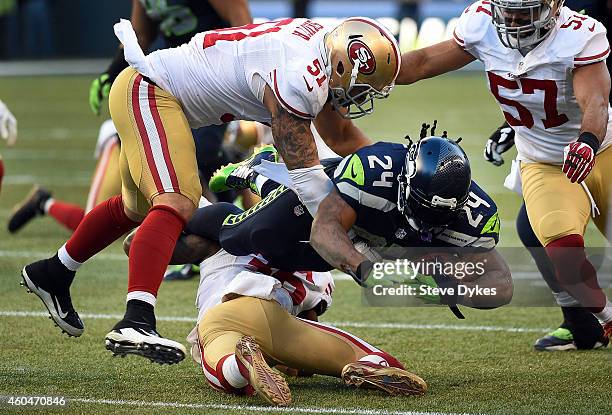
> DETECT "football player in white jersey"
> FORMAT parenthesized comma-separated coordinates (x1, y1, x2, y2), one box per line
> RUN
(20, 17, 401, 364)
(180, 249, 426, 405)
(394, 0, 612, 342)
(0, 98, 18, 195)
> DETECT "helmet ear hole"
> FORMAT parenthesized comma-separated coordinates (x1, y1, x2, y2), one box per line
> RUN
(336, 61, 345, 76)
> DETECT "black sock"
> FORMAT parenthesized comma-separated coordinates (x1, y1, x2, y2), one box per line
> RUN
(561, 306, 604, 349)
(124, 299, 156, 328)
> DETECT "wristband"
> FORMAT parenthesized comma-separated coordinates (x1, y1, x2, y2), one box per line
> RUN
(577, 131, 600, 153)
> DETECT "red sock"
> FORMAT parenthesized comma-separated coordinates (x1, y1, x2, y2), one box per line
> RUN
(546, 234, 606, 313)
(65, 195, 139, 263)
(0, 158, 4, 194)
(127, 205, 185, 296)
(48, 201, 85, 232)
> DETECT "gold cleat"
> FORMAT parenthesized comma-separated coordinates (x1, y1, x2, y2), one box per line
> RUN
(341, 362, 427, 396)
(235, 335, 292, 406)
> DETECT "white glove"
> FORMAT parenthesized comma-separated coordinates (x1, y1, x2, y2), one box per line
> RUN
(0, 99, 17, 146)
(288, 165, 333, 217)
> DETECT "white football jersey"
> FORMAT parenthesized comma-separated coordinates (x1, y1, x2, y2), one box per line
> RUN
(186, 249, 335, 363)
(193, 249, 334, 323)
(145, 18, 332, 128)
(454, 2, 611, 164)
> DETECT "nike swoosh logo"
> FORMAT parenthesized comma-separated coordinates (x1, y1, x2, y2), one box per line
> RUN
(350, 163, 358, 178)
(55, 297, 68, 319)
(303, 76, 313, 92)
(588, 23, 595, 32)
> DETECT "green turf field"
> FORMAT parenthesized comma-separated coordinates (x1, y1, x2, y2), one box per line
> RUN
(0, 74, 610, 415)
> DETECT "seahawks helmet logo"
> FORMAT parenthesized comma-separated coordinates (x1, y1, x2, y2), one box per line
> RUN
(348, 40, 376, 75)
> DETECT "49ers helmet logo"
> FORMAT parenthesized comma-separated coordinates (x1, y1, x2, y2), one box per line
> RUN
(347, 40, 376, 75)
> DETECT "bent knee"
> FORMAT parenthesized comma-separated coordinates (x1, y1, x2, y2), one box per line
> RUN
(536, 210, 584, 246)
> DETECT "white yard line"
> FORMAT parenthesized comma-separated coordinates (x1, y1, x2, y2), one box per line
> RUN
(0, 310, 551, 333)
(53, 397, 479, 415)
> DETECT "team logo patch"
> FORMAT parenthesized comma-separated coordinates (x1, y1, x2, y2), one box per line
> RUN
(348, 40, 376, 75)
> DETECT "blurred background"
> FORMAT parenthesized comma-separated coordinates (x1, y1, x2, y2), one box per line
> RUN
(0, 0, 474, 62)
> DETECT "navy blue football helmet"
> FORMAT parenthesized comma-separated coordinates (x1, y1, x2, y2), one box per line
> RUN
(397, 136, 471, 234)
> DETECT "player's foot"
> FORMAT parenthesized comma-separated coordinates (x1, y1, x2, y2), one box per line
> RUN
(163, 263, 200, 281)
(534, 327, 608, 351)
(209, 144, 278, 194)
(105, 319, 186, 365)
(20, 255, 83, 337)
(235, 335, 291, 406)
(8, 185, 51, 233)
(341, 362, 427, 396)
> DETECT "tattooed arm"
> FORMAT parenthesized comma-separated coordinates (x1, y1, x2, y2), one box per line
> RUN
(311, 190, 364, 273)
(264, 85, 320, 169)
(264, 86, 333, 215)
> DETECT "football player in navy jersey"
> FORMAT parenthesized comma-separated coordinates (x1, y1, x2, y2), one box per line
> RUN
(163, 132, 512, 311)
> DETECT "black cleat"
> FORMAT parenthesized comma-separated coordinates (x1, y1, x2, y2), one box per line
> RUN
(8, 185, 51, 233)
(105, 319, 186, 365)
(21, 256, 83, 337)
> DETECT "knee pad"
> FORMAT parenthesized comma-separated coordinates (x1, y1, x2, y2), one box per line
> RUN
(536, 210, 582, 246)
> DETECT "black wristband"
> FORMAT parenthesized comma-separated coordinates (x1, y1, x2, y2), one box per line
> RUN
(578, 132, 600, 153)
(105, 48, 130, 82)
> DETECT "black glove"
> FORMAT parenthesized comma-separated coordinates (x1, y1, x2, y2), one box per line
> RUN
(484, 121, 515, 166)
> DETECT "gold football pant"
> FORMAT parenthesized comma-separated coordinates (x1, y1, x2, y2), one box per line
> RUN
(521, 146, 612, 246)
(109, 67, 201, 216)
(196, 297, 402, 393)
(85, 137, 122, 212)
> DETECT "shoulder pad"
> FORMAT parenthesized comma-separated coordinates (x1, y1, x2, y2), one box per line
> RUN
(453, 0, 493, 49)
(555, 8, 609, 61)
(269, 56, 328, 119)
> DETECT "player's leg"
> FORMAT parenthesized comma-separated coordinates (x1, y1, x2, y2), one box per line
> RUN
(200, 297, 426, 399)
(104, 68, 201, 364)
(193, 124, 237, 203)
(516, 203, 606, 350)
(522, 161, 612, 337)
(219, 185, 331, 271)
(8, 129, 122, 234)
(0, 152, 3, 194)
(585, 146, 612, 338)
(198, 297, 291, 406)
(85, 137, 122, 212)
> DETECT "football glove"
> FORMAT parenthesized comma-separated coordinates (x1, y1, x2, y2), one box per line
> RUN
(89, 73, 112, 115)
(484, 121, 514, 166)
(0, 99, 17, 146)
(562, 132, 599, 184)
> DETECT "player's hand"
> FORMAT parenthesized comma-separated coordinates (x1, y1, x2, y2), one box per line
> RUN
(484, 122, 514, 166)
(89, 73, 112, 115)
(562, 133, 599, 183)
(0, 99, 17, 146)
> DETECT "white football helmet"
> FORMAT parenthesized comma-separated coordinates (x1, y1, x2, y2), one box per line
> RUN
(491, 0, 564, 50)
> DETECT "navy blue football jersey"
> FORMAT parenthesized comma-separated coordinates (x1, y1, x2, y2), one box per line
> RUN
(140, 0, 229, 48)
(331, 142, 500, 249)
